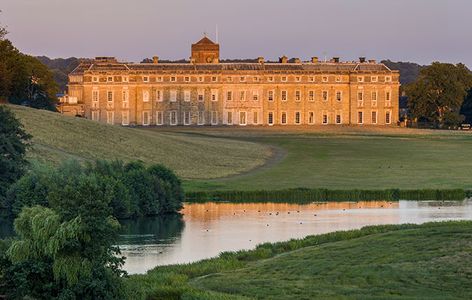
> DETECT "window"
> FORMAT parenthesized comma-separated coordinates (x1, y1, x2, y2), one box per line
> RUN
(92, 76, 99, 82)
(156, 90, 163, 102)
(226, 91, 233, 101)
(143, 76, 149, 82)
(295, 90, 301, 102)
(240, 91, 246, 101)
(386, 111, 392, 124)
(371, 76, 378, 83)
(336, 91, 342, 102)
(357, 76, 364, 83)
(295, 76, 301, 82)
(121, 111, 129, 126)
(240, 76, 246, 82)
(184, 76, 190, 82)
(322, 112, 328, 125)
(170, 90, 177, 102)
(372, 91, 378, 107)
(268, 112, 274, 125)
(336, 76, 341, 82)
(308, 90, 315, 101)
(107, 76, 113, 82)
(142, 111, 150, 126)
(198, 76, 204, 82)
(143, 90, 150, 102)
(371, 111, 378, 124)
(106, 111, 114, 125)
(227, 111, 233, 125)
(184, 90, 191, 102)
(91, 111, 99, 121)
(170, 76, 176, 82)
(239, 111, 247, 125)
(107, 91, 114, 108)
(156, 111, 163, 125)
(358, 111, 364, 124)
(157, 76, 163, 82)
(336, 112, 342, 124)
(357, 91, 364, 107)
(309, 76, 315, 82)
(281, 90, 287, 101)
(198, 90, 204, 102)
(281, 76, 287, 82)
(281, 112, 287, 125)
(226, 76, 233, 82)
(211, 111, 218, 125)
(253, 111, 258, 125)
(322, 76, 328, 82)
(198, 111, 205, 125)
(183, 111, 191, 125)
(253, 76, 260, 82)
(295, 111, 301, 125)
(252, 91, 259, 101)
(211, 76, 218, 82)
(268, 90, 274, 101)
(301, 112, 311, 125)
(92, 90, 99, 108)
(385, 76, 392, 82)
(170, 111, 178, 125)
(268, 76, 274, 82)
(322, 91, 328, 102)
(122, 90, 129, 108)
(211, 90, 218, 101)
(386, 91, 392, 106)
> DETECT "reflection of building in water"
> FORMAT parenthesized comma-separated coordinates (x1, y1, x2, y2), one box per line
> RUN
(181, 201, 398, 224)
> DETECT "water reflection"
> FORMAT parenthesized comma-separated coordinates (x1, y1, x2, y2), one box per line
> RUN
(119, 200, 472, 274)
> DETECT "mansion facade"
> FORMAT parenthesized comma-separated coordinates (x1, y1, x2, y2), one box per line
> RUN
(61, 37, 400, 126)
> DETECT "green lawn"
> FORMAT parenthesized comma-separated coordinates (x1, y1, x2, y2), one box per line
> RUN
(125, 221, 472, 299)
(8, 105, 270, 179)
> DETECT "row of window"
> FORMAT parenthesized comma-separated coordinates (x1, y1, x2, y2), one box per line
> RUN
(92, 75, 394, 84)
(93, 110, 392, 126)
(92, 89, 393, 106)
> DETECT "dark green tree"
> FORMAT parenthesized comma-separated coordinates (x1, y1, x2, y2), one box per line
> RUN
(460, 88, 472, 124)
(406, 62, 472, 127)
(0, 105, 30, 206)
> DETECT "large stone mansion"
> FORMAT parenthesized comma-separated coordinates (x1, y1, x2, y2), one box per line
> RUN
(61, 37, 400, 126)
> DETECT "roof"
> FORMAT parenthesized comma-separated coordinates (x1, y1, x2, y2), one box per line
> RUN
(193, 36, 217, 45)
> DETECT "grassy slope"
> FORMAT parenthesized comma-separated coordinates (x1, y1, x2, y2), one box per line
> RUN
(176, 127, 472, 191)
(125, 221, 472, 300)
(8, 105, 270, 180)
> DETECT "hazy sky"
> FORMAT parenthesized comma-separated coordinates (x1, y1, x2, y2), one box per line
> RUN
(2, 0, 471, 67)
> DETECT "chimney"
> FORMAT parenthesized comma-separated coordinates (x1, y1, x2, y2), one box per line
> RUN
(332, 57, 340, 63)
(279, 56, 288, 64)
(359, 57, 366, 63)
(294, 58, 301, 64)
(368, 59, 376, 64)
(257, 57, 265, 64)
(152, 56, 159, 64)
(311, 56, 319, 63)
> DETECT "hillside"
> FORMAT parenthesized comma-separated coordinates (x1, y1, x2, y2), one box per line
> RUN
(8, 105, 270, 179)
(126, 221, 472, 299)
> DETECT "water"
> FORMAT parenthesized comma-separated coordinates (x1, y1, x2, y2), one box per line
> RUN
(2, 200, 470, 274)
(119, 200, 472, 274)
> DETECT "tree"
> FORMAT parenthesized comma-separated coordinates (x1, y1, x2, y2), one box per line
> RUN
(0, 105, 30, 207)
(406, 62, 472, 127)
(460, 88, 472, 124)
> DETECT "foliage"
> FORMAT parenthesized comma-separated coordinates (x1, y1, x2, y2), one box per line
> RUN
(124, 221, 472, 299)
(6, 159, 184, 219)
(0, 105, 31, 207)
(406, 62, 472, 127)
(381, 60, 424, 85)
(0, 36, 58, 110)
(36, 56, 80, 92)
(460, 88, 472, 123)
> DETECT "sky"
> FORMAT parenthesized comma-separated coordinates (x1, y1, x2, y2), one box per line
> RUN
(1, 0, 471, 67)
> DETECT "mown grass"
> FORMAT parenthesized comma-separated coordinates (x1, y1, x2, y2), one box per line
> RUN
(8, 105, 270, 179)
(124, 221, 472, 299)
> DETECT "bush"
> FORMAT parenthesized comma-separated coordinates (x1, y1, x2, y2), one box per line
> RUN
(5, 160, 184, 219)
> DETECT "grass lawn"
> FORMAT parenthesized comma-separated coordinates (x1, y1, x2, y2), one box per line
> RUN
(8, 105, 270, 179)
(125, 221, 472, 299)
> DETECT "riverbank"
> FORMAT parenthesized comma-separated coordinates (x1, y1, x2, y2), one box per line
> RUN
(124, 221, 472, 299)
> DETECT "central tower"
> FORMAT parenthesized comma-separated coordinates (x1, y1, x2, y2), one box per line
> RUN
(191, 36, 220, 63)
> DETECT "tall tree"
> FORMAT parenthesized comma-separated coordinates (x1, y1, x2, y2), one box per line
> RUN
(0, 105, 30, 206)
(406, 62, 472, 127)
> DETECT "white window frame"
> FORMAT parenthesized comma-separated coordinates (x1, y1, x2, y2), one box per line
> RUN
(198, 90, 204, 102)
(371, 76, 378, 83)
(239, 111, 247, 126)
(308, 90, 315, 101)
(322, 90, 328, 102)
(122, 89, 129, 108)
(211, 90, 218, 102)
(198, 111, 205, 125)
(106, 111, 114, 125)
(336, 91, 342, 102)
(335, 111, 342, 124)
(107, 91, 114, 108)
(226, 91, 233, 101)
(121, 111, 129, 126)
(385, 90, 392, 107)
(371, 110, 378, 125)
(372, 91, 378, 107)
(281, 76, 287, 82)
(308, 111, 315, 125)
(295, 111, 301, 125)
(156, 89, 163, 102)
(268, 90, 274, 102)
(143, 90, 150, 102)
(281, 112, 287, 125)
(211, 111, 218, 125)
(142, 76, 149, 83)
(357, 91, 364, 107)
(91, 110, 100, 121)
(295, 90, 301, 102)
(253, 111, 258, 125)
(357, 111, 364, 124)
(142, 111, 151, 126)
(156, 111, 163, 125)
(252, 90, 259, 101)
(184, 90, 191, 102)
(170, 111, 178, 125)
(385, 110, 392, 124)
(227, 111, 233, 125)
(183, 111, 191, 125)
(357, 76, 364, 83)
(281, 90, 288, 101)
(322, 76, 328, 83)
(170, 90, 177, 102)
(322, 111, 328, 125)
(268, 112, 274, 126)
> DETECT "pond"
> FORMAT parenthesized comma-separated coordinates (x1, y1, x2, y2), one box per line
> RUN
(119, 200, 472, 274)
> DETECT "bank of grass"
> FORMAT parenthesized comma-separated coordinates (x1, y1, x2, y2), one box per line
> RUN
(8, 105, 270, 179)
(124, 221, 472, 299)
(186, 188, 470, 203)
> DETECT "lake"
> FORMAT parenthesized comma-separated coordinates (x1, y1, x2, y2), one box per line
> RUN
(119, 200, 472, 274)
